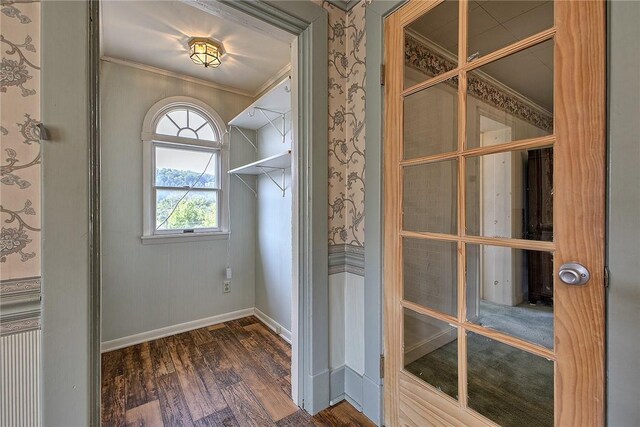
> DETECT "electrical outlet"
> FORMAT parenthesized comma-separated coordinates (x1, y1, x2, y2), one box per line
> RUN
(223, 280, 231, 293)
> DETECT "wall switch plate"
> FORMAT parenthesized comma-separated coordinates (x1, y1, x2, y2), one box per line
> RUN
(223, 280, 231, 293)
(226, 267, 233, 280)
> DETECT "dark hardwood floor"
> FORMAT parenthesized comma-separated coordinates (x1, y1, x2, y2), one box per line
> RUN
(101, 316, 375, 426)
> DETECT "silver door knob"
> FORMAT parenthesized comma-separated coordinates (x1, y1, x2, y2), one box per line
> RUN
(558, 262, 590, 286)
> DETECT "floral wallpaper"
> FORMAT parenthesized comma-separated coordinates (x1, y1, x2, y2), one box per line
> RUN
(321, 0, 367, 248)
(0, 0, 41, 282)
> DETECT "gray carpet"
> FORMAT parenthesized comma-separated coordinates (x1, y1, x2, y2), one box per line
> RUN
(406, 333, 553, 427)
(474, 300, 554, 349)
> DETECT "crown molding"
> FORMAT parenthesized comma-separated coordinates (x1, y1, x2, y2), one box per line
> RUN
(101, 56, 255, 98)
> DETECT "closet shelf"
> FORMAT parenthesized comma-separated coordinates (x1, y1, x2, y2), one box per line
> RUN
(229, 78, 291, 130)
(228, 150, 291, 197)
(228, 150, 291, 175)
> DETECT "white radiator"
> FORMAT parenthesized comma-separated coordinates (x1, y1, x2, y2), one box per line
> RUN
(1, 330, 40, 427)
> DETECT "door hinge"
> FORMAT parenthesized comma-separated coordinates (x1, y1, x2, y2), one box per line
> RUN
(604, 266, 610, 289)
(380, 64, 385, 86)
(380, 354, 385, 378)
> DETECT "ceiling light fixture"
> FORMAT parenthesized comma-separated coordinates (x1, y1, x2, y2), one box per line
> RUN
(188, 38, 225, 68)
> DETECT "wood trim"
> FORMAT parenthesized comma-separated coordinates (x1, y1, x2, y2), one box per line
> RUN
(400, 135, 555, 167)
(400, 231, 556, 252)
(398, 0, 442, 27)
(383, 11, 403, 427)
(402, 68, 459, 98)
(553, 1, 606, 425)
(400, 300, 458, 325)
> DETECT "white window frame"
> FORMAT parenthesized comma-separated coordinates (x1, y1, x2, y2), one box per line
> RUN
(140, 96, 229, 244)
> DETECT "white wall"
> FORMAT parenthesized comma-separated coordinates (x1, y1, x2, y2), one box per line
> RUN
(254, 111, 293, 332)
(100, 61, 256, 342)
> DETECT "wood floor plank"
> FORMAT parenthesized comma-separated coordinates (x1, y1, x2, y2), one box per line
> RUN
(235, 315, 260, 327)
(194, 407, 240, 427)
(150, 338, 175, 377)
(103, 317, 372, 427)
(102, 349, 125, 380)
(125, 400, 164, 427)
(218, 333, 298, 421)
(190, 327, 214, 346)
(166, 335, 227, 421)
(156, 372, 194, 426)
(239, 335, 289, 380)
(242, 325, 291, 372)
(225, 320, 252, 341)
(220, 381, 276, 427)
(102, 375, 126, 427)
(208, 323, 227, 331)
(199, 341, 242, 389)
(124, 343, 158, 410)
(244, 323, 291, 358)
(275, 409, 316, 427)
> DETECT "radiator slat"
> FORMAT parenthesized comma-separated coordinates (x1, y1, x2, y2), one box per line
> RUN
(1, 330, 41, 427)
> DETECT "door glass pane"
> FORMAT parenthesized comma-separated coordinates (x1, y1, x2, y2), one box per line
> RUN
(404, 309, 458, 400)
(465, 147, 553, 241)
(467, 332, 554, 427)
(155, 146, 218, 188)
(466, 39, 554, 149)
(404, 78, 458, 160)
(404, 160, 458, 235)
(404, 238, 458, 316)
(466, 244, 554, 349)
(156, 190, 218, 230)
(468, 1, 553, 61)
(404, 0, 459, 89)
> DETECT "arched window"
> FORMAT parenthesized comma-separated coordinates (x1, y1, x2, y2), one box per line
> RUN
(141, 97, 228, 241)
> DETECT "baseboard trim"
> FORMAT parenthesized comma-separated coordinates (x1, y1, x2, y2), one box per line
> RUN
(330, 365, 346, 404)
(253, 307, 292, 344)
(100, 308, 254, 353)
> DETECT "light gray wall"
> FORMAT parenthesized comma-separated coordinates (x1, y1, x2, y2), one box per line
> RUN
(255, 112, 293, 331)
(100, 61, 256, 342)
(607, 1, 640, 425)
(42, 2, 92, 424)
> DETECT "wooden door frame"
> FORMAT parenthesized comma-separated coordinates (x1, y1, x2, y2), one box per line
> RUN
(383, 1, 606, 425)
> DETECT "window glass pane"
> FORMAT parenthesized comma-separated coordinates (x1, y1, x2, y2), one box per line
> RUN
(155, 146, 218, 189)
(197, 123, 216, 142)
(404, 309, 458, 400)
(467, 332, 553, 427)
(404, 238, 458, 317)
(156, 115, 179, 136)
(403, 160, 458, 235)
(404, 0, 459, 89)
(168, 109, 188, 129)
(156, 189, 218, 230)
(465, 146, 553, 241)
(466, 244, 554, 349)
(188, 110, 207, 130)
(466, 40, 554, 149)
(468, 1, 553, 61)
(404, 78, 458, 160)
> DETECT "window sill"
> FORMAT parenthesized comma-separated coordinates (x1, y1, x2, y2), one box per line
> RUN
(140, 232, 229, 245)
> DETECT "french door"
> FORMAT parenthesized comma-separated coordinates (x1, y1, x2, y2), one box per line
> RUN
(383, 1, 605, 426)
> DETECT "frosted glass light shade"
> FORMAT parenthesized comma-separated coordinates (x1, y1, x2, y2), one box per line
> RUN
(188, 38, 224, 68)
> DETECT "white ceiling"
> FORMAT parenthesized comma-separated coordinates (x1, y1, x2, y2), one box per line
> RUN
(101, 1, 292, 96)
(409, 0, 554, 111)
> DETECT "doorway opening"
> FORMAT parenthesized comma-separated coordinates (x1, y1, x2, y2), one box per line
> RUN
(98, 1, 301, 424)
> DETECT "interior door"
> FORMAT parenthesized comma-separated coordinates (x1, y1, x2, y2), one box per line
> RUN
(383, 1, 605, 426)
